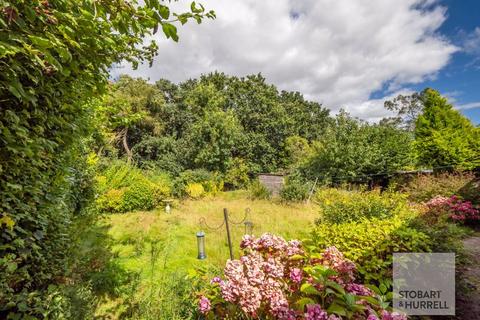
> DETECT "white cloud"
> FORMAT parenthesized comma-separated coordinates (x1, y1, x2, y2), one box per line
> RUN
(113, 0, 458, 121)
(464, 27, 480, 54)
(345, 89, 415, 123)
(457, 102, 480, 110)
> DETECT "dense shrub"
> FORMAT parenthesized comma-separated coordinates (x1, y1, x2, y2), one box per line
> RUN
(96, 162, 171, 213)
(315, 188, 408, 224)
(173, 169, 224, 197)
(247, 180, 272, 200)
(185, 183, 206, 199)
(0, 0, 209, 315)
(280, 176, 311, 202)
(198, 234, 403, 319)
(122, 179, 168, 211)
(307, 217, 431, 282)
(224, 158, 251, 189)
(96, 189, 127, 213)
(393, 172, 476, 202)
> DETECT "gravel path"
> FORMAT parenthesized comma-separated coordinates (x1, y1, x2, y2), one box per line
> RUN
(456, 235, 480, 319)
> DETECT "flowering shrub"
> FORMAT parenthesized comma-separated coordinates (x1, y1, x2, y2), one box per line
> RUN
(425, 195, 479, 223)
(315, 188, 408, 224)
(197, 234, 405, 319)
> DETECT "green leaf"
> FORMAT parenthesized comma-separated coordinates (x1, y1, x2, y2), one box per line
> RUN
(359, 296, 380, 306)
(327, 303, 347, 316)
(344, 293, 356, 307)
(379, 283, 387, 294)
(28, 35, 52, 48)
(159, 5, 170, 19)
(326, 281, 346, 295)
(161, 23, 178, 42)
(300, 283, 321, 296)
(295, 298, 315, 311)
(56, 47, 72, 62)
(8, 81, 26, 100)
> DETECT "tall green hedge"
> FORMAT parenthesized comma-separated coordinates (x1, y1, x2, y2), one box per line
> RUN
(0, 0, 213, 317)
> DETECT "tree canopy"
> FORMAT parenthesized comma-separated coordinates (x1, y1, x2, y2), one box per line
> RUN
(414, 89, 480, 169)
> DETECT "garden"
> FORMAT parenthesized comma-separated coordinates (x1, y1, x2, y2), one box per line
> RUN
(1, 1, 480, 319)
(74, 167, 478, 320)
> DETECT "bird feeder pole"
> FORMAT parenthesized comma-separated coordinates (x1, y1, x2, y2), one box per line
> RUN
(223, 208, 234, 260)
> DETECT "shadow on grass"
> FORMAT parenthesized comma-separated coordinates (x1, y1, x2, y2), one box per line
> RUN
(66, 218, 141, 320)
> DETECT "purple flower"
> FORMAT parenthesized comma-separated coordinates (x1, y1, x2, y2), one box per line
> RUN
(198, 296, 211, 314)
(210, 276, 222, 284)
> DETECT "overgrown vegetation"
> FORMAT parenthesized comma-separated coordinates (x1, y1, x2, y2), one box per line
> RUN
(315, 188, 408, 224)
(2, 1, 479, 318)
(0, 0, 214, 317)
(393, 171, 478, 202)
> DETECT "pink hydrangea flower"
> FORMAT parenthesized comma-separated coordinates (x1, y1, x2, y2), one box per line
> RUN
(204, 234, 387, 319)
(425, 196, 450, 208)
(318, 246, 356, 284)
(381, 310, 407, 320)
(305, 304, 328, 320)
(198, 296, 211, 314)
(290, 268, 303, 283)
(345, 283, 373, 296)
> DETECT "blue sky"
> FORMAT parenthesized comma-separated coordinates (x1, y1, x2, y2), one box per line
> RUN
(430, 0, 480, 123)
(119, 0, 480, 124)
(374, 0, 480, 124)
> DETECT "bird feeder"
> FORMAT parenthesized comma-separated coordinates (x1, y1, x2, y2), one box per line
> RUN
(196, 231, 206, 260)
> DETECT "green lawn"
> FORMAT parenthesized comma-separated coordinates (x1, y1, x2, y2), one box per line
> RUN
(92, 191, 319, 318)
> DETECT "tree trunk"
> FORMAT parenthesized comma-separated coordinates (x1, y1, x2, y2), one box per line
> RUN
(122, 127, 133, 164)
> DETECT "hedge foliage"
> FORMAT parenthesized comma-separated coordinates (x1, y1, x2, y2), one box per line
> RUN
(0, 0, 213, 316)
(307, 217, 431, 282)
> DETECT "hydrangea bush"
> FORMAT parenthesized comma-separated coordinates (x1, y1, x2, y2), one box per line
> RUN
(425, 195, 479, 223)
(197, 234, 406, 319)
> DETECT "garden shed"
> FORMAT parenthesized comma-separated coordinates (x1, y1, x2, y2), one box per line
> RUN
(258, 173, 285, 196)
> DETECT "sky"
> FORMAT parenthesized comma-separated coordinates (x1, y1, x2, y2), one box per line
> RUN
(112, 0, 480, 124)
